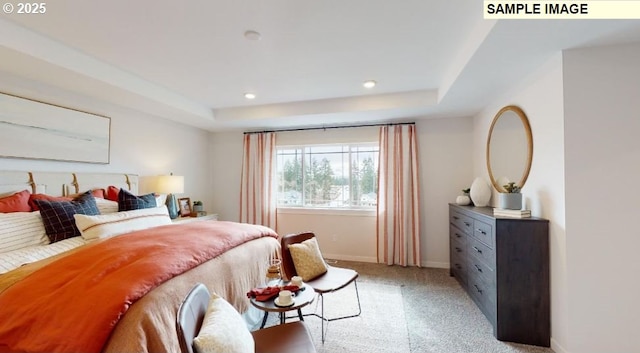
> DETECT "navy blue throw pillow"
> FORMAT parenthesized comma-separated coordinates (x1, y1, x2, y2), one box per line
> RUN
(117, 188, 157, 211)
(34, 192, 100, 243)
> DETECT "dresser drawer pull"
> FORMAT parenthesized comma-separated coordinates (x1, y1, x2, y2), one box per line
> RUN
(455, 233, 462, 238)
(455, 247, 462, 253)
(455, 263, 462, 269)
(474, 264, 483, 273)
(476, 228, 487, 235)
(472, 246, 482, 254)
(473, 284, 483, 294)
(464, 222, 471, 227)
(453, 216, 459, 220)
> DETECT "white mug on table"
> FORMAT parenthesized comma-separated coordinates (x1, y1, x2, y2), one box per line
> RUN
(279, 290, 293, 305)
(291, 276, 303, 287)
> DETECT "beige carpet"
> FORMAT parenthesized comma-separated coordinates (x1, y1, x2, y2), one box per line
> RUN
(300, 281, 409, 353)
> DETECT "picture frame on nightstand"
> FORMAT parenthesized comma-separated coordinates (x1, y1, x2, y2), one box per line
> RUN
(178, 197, 191, 217)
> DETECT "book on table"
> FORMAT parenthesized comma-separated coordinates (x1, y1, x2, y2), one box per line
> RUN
(493, 208, 531, 218)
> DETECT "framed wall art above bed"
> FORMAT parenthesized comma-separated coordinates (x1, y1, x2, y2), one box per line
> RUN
(0, 92, 111, 164)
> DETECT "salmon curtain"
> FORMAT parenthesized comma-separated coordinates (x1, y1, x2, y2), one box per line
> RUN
(376, 124, 421, 266)
(239, 132, 277, 229)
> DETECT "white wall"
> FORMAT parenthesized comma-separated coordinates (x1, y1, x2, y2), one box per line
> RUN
(417, 116, 474, 267)
(277, 208, 377, 262)
(0, 78, 213, 208)
(563, 42, 640, 353)
(208, 131, 244, 221)
(472, 53, 568, 352)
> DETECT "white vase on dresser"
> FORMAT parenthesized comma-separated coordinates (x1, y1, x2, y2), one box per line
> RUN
(470, 177, 491, 207)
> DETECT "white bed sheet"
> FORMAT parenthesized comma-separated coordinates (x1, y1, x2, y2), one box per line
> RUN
(0, 237, 85, 274)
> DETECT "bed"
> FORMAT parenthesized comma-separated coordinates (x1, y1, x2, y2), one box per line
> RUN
(0, 171, 280, 353)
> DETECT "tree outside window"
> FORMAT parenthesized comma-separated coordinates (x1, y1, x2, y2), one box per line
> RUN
(276, 144, 378, 208)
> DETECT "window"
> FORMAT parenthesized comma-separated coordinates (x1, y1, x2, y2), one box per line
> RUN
(276, 144, 379, 208)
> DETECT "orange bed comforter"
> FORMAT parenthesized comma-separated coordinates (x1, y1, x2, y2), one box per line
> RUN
(0, 221, 277, 353)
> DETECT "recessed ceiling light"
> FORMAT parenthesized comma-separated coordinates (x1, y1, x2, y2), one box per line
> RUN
(363, 80, 377, 89)
(244, 93, 256, 99)
(244, 30, 262, 41)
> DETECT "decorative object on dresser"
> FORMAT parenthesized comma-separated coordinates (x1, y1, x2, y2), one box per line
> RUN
(449, 203, 550, 347)
(455, 188, 471, 205)
(492, 208, 531, 218)
(498, 181, 522, 210)
(146, 174, 184, 219)
(469, 177, 491, 207)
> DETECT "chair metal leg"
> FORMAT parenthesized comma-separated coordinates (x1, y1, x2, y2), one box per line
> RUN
(305, 280, 362, 344)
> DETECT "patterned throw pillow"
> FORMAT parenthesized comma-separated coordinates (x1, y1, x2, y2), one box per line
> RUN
(29, 194, 73, 211)
(34, 192, 100, 243)
(117, 189, 157, 212)
(288, 237, 328, 281)
(193, 293, 255, 353)
(0, 211, 49, 253)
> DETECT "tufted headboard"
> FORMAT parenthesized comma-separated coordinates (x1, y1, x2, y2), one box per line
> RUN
(0, 171, 138, 197)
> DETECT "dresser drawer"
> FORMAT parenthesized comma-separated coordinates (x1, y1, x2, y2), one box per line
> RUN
(450, 224, 467, 246)
(468, 275, 496, 319)
(450, 237, 466, 258)
(468, 254, 495, 287)
(450, 253, 467, 285)
(468, 236, 495, 270)
(451, 212, 473, 235)
(450, 226, 468, 285)
(473, 220, 494, 248)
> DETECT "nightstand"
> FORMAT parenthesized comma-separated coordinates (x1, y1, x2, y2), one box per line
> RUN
(171, 213, 219, 224)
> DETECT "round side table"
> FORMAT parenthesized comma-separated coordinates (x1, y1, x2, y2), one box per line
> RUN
(250, 283, 315, 328)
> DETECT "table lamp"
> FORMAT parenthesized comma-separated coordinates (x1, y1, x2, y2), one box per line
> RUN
(150, 174, 184, 219)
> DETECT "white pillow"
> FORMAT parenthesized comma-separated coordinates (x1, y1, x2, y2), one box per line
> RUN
(74, 206, 172, 241)
(193, 293, 255, 353)
(95, 197, 119, 214)
(0, 211, 49, 253)
(155, 194, 167, 208)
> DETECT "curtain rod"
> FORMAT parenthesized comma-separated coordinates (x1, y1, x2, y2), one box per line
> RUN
(243, 121, 415, 135)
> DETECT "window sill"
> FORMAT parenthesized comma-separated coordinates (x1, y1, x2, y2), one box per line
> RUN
(277, 207, 376, 217)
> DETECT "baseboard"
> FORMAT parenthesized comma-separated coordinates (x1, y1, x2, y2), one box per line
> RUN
(422, 260, 449, 269)
(323, 254, 377, 263)
(550, 338, 568, 353)
(323, 256, 450, 268)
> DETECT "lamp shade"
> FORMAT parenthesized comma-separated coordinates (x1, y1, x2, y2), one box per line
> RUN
(149, 175, 184, 194)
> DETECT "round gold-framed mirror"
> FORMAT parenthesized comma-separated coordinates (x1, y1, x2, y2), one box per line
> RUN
(486, 105, 533, 192)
